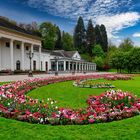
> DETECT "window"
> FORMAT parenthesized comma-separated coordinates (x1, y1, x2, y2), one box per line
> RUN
(26, 46, 29, 51)
(66, 61, 69, 70)
(51, 61, 56, 71)
(58, 61, 64, 71)
(16, 60, 20, 70)
(5, 42, 10, 47)
(33, 61, 36, 71)
(16, 44, 20, 49)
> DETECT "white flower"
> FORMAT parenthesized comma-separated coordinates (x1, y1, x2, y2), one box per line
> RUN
(40, 118, 44, 123)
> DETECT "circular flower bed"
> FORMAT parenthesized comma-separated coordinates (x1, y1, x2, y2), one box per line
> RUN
(0, 74, 139, 125)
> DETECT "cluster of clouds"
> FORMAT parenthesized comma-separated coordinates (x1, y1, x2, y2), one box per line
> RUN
(25, 0, 140, 39)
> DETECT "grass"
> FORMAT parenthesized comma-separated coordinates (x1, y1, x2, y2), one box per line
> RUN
(0, 82, 11, 85)
(28, 77, 140, 108)
(1, 76, 140, 140)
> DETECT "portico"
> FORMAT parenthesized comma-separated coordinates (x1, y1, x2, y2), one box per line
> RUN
(50, 58, 96, 73)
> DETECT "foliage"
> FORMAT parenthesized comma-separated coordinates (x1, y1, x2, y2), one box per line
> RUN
(61, 31, 74, 51)
(73, 16, 86, 53)
(81, 53, 93, 62)
(55, 26, 62, 50)
(86, 19, 95, 56)
(110, 47, 140, 73)
(92, 44, 105, 58)
(110, 50, 125, 73)
(95, 25, 108, 52)
(94, 56, 104, 70)
(100, 24, 108, 52)
(119, 38, 134, 52)
(39, 22, 58, 50)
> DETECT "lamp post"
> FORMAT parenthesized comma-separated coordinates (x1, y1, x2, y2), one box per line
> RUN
(27, 50, 34, 77)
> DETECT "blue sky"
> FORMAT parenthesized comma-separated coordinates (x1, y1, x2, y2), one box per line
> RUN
(0, 0, 140, 46)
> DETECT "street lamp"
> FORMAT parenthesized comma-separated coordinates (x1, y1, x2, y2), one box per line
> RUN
(27, 50, 34, 77)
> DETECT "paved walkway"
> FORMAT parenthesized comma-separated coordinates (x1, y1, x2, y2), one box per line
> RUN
(0, 72, 114, 82)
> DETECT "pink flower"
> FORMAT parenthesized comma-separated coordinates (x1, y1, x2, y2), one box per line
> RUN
(89, 118, 94, 123)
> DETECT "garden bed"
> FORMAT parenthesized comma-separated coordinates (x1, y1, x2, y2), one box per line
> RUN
(0, 74, 139, 125)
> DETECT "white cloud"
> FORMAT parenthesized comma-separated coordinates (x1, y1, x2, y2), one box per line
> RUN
(26, 0, 133, 21)
(96, 12, 140, 38)
(25, 0, 140, 39)
(133, 32, 140, 37)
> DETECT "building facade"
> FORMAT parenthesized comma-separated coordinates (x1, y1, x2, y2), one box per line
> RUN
(0, 17, 96, 73)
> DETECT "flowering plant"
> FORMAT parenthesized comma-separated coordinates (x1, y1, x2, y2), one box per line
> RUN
(74, 80, 115, 88)
(105, 75, 132, 81)
(0, 74, 139, 125)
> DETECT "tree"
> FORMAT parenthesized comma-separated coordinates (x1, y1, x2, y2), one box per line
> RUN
(128, 48, 140, 72)
(55, 26, 62, 50)
(95, 25, 102, 47)
(119, 38, 134, 52)
(95, 25, 108, 53)
(92, 44, 104, 58)
(62, 31, 74, 51)
(86, 19, 95, 56)
(39, 22, 57, 50)
(110, 51, 125, 73)
(94, 56, 104, 70)
(100, 24, 108, 52)
(74, 16, 86, 53)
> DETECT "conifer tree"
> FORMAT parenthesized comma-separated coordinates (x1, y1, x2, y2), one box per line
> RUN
(55, 26, 62, 50)
(74, 16, 86, 53)
(100, 24, 108, 52)
(86, 19, 95, 56)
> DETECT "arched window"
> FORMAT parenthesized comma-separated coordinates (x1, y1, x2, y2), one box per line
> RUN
(16, 60, 20, 70)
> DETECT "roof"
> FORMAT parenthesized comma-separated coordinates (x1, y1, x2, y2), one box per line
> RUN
(51, 50, 77, 58)
(0, 17, 41, 39)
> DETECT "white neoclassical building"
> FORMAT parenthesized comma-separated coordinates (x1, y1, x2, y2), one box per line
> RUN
(0, 17, 96, 74)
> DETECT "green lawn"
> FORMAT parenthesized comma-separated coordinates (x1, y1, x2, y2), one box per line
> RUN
(1, 76, 140, 140)
(0, 82, 11, 85)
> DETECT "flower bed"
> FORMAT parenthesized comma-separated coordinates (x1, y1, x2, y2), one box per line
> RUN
(0, 74, 139, 125)
(105, 75, 132, 81)
(74, 80, 115, 88)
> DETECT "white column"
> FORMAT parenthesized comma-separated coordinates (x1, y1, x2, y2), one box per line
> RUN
(85, 64, 87, 71)
(64, 61, 66, 71)
(56, 61, 58, 71)
(10, 39, 14, 71)
(76, 62, 77, 71)
(68, 61, 71, 71)
(82, 63, 84, 71)
(21, 42, 25, 71)
(0, 40, 1, 71)
(39, 45, 41, 71)
(94, 65, 96, 71)
(31, 44, 34, 70)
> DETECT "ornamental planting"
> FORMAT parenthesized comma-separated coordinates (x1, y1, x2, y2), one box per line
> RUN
(0, 74, 139, 125)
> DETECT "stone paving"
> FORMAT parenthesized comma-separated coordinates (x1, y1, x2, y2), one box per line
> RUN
(0, 72, 113, 82)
